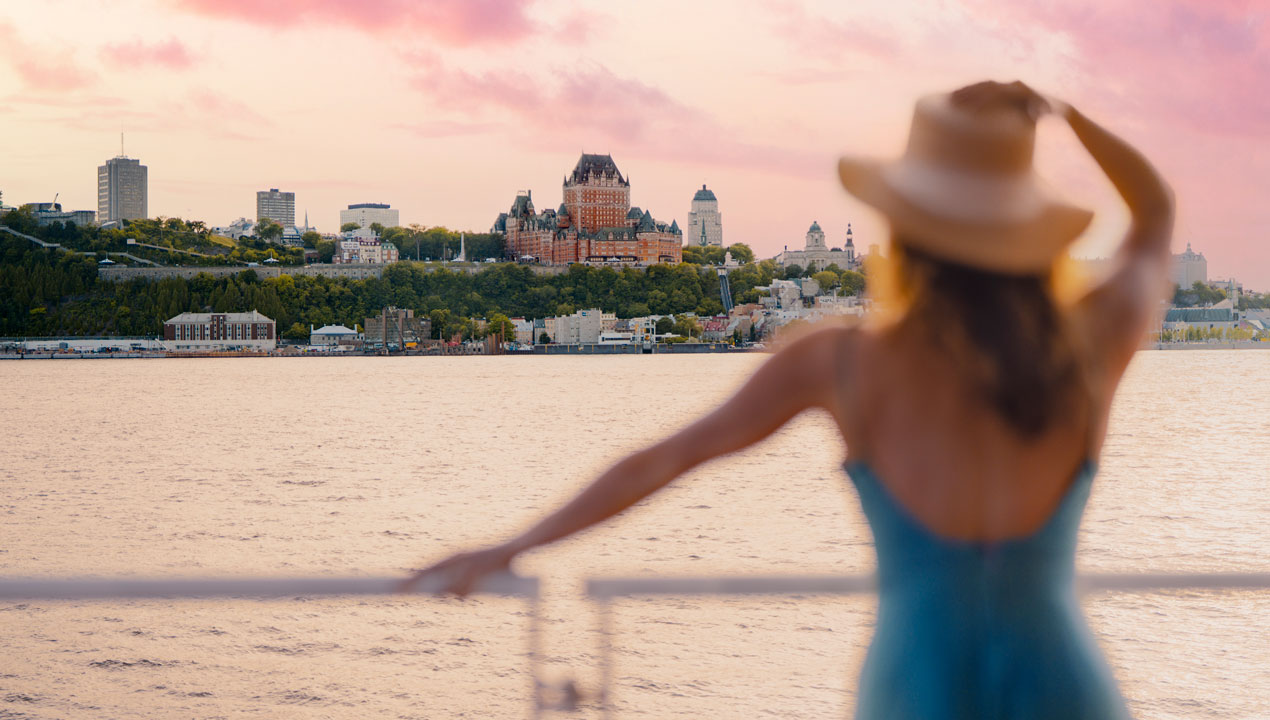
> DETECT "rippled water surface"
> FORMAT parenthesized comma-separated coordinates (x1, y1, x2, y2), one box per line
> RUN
(1, 351, 1267, 718)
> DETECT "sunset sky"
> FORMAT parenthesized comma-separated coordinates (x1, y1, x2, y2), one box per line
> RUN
(2, 0, 1266, 286)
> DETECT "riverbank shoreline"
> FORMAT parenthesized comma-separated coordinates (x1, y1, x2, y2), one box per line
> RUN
(0, 344, 756, 360)
(3, 342, 1264, 360)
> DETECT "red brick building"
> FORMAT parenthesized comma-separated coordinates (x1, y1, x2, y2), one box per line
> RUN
(162, 310, 276, 351)
(494, 154, 683, 266)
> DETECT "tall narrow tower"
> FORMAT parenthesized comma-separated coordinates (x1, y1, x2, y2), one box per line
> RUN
(686, 184, 722, 247)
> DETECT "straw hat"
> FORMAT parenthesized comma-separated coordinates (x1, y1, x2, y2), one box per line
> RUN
(838, 92, 1092, 274)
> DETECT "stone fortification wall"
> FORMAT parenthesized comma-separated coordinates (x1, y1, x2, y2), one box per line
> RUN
(98, 262, 569, 283)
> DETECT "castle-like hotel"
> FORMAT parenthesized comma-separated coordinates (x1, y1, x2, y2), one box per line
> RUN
(494, 154, 683, 266)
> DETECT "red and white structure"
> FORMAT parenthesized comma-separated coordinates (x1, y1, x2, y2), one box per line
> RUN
(162, 310, 277, 351)
(494, 154, 683, 266)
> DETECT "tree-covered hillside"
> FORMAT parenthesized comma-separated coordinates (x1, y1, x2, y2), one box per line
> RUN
(0, 234, 794, 339)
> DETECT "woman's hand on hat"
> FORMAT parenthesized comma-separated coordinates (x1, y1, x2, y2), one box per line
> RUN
(951, 80, 1057, 122)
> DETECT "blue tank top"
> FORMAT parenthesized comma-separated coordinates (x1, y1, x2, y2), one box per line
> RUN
(844, 460, 1131, 719)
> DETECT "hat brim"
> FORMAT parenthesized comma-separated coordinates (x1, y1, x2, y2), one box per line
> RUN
(838, 156, 1093, 275)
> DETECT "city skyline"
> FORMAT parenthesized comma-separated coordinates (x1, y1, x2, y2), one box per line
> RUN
(1, 0, 1266, 286)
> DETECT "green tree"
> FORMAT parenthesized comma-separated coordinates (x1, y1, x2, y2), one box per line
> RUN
(486, 313, 515, 341)
(726, 243, 755, 264)
(340, 222, 361, 233)
(255, 220, 283, 242)
(369, 222, 385, 237)
(539, 331, 552, 344)
(429, 308, 454, 340)
(839, 270, 866, 296)
(655, 317, 674, 335)
(301, 231, 321, 248)
(812, 270, 838, 294)
(672, 315, 700, 339)
(283, 322, 308, 341)
(316, 240, 336, 263)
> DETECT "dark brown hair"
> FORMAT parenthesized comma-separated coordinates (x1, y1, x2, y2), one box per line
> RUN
(894, 241, 1083, 437)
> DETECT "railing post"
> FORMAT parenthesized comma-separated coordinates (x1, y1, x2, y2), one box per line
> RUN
(596, 597, 614, 720)
(527, 591, 544, 720)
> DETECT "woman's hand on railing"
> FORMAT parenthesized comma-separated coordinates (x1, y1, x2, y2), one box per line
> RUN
(399, 543, 518, 597)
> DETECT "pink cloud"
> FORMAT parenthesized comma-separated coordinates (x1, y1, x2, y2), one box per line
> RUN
(0, 22, 96, 91)
(172, 0, 537, 46)
(763, 0, 904, 61)
(186, 90, 273, 128)
(99, 38, 196, 70)
(963, 0, 1270, 137)
(405, 55, 823, 178)
(390, 120, 500, 139)
(408, 56, 691, 143)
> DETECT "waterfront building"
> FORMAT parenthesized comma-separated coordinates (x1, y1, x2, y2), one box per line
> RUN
(364, 307, 431, 348)
(340, 203, 399, 230)
(1171, 243, 1208, 288)
(333, 227, 399, 264)
(543, 308, 616, 344)
(627, 316, 657, 343)
(511, 318, 536, 345)
(775, 222, 857, 271)
(20, 202, 95, 227)
(686, 184, 723, 247)
(1163, 299, 1239, 335)
(256, 188, 295, 227)
(494, 153, 683, 266)
(309, 324, 360, 348)
(701, 317, 729, 342)
(162, 310, 276, 351)
(97, 156, 148, 223)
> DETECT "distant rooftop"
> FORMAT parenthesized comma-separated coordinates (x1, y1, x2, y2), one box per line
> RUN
(347, 203, 391, 209)
(312, 324, 358, 336)
(568, 153, 627, 185)
(693, 184, 717, 202)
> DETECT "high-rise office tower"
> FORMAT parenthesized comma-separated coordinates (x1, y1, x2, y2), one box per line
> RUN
(97, 156, 148, 223)
(256, 188, 296, 227)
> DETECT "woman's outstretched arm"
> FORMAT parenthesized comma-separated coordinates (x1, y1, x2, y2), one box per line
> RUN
(402, 325, 852, 595)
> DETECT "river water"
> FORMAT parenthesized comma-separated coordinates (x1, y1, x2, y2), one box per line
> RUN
(1, 351, 1267, 719)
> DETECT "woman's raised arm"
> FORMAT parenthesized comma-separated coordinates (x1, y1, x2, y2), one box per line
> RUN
(1062, 100, 1175, 378)
(402, 325, 853, 595)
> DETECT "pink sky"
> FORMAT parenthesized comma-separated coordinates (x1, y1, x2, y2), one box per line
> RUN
(1, 0, 1266, 287)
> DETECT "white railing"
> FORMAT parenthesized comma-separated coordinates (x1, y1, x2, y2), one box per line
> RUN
(583, 572, 1270, 719)
(0, 573, 552, 718)
(4, 571, 1268, 718)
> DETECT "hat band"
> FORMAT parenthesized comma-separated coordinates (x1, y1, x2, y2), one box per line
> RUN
(881, 161, 1046, 224)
